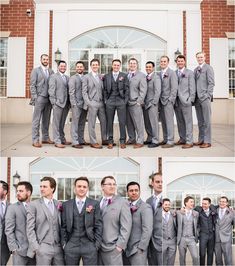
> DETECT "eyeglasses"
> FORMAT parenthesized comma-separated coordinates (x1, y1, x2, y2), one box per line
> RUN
(103, 183, 117, 187)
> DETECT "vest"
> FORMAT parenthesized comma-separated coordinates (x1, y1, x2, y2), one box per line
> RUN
(182, 214, 194, 237)
(163, 214, 176, 240)
(43, 207, 60, 245)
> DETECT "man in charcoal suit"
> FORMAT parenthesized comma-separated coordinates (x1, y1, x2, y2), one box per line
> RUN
(194, 197, 217, 266)
(26, 177, 64, 265)
(49, 60, 71, 148)
(177, 196, 199, 266)
(0, 180, 10, 266)
(82, 58, 107, 149)
(103, 59, 129, 149)
(194, 52, 215, 148)
(126, 58, 147, 148)
(123, 182, 153, 265)
(162, 198, 177, 266)
(174, 55, 196, 148)
(214, 196, 235, 266)
(99, 176, 132, 265)
(61, 177, 102, 265)
(159, 55, 178, 148)
(69, 61, 88, 149)
(5, 181, 35, 266)
(146, 173, 163, 265)
(30, 54, 54, 148)
(144, 61, 161, 148)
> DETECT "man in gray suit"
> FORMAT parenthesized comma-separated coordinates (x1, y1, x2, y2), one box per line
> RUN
(27, 176, 64, 265)
(177, 196, 199, 266)
(82, 59, 107, 149)
(61, 177, 102, 265)
(174, 55, 196, 148)
(49, 60, 71, 148)
(0, 180, 10, 266)
(30, 54, 54, 148)
(159, 55, 178, 148)
(214, 196, 234, 266)
(126, 58, 147, 148)
(103, 59, 129, 149)
(194, 52, 215, 148)
(69, 61, 88, 149)
(144, 61, 161, 148)
(162, 198, 177, 266)
(99, 176, 132, 265)
(123, 181, 153, 265)
(146, 172, 163, 265)
(5, 181, 35, 266)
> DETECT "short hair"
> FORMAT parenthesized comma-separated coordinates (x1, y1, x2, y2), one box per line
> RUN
(112, 59, 121, 64)
(16, 181, 33, 194)
(162, 198, 171, 204)
(40, 54, 49, 59)
(176, 54, 186, 61)
(184, 196, 194, 206)
(146, 61, 155, 67)
(0, 180, 9, 193)
(150, 172, 162, 182)
(160, 55, 170, 62)
(202, 197, 211, 204)
(58, 60, 66, 66)
(75, 61, 85, 67)
(196, 51, 205, 57)
(126, 181, 140, 191)
(220, 196, 229, 202)
(128, 57, 138, 64)
(101, 176, 116, 186)
(90, 58, 100, 66)
(40, 176, 56, 193)
(74, 176, 89, 186)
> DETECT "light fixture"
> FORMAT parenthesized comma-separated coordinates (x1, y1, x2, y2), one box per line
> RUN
(54, 48, 62, 64)
(174, 48, 181, 61)
(13, 171, 21, 188)
(26, 9, 32, 17)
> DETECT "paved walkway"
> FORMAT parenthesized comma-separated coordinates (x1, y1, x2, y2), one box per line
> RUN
(1, 123, 234, 157)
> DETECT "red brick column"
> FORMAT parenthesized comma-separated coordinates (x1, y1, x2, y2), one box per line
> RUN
(7, 157, 11, 201)
(49, 10, 53, 68)
(183, 11, 187, 59)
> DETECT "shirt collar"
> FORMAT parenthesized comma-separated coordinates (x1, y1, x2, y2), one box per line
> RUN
(59, 71, 65, 76)
(92, 71, 99, 77)
(76, 196, 86, 204)
(199, 62, 205, 68)
(161, 67, 168, 73)
(147, 71, 154, 77)
(130, 198, 140, 206)
(178, 67, 185, 73)
(0, 199, 6, 205)
(41, 65, 49, 71)
(43, 197, 53, 205)
(154, 192, 162, 199)
(112, 71, 119, 75)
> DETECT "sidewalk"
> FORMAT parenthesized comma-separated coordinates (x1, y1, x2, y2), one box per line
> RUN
(1, 123, 234, 157)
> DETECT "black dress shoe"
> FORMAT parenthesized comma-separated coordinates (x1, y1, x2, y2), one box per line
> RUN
(144, 140, 152, 145)
(148, 143, 159, 148)
(159, 141, 167, 145)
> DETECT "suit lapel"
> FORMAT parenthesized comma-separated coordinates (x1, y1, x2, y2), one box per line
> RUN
(40, 198, 51, 222)
(39, 66, 47, 79)
(107, 73, 112, 93)
(18, 202, 27, 216)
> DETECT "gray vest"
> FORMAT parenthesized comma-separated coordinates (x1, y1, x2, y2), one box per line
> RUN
(43, 208, 60, 244)
(182, 214, 194, 237)
(93, 81, 103, 102)
(163, 214, 176, 240)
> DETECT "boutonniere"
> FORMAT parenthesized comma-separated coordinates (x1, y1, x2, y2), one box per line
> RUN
(181, 73, 186, 78)
(211, 211, 216, 216)
(163, 73, 168, 78)
(130, 205, 138, 214)
(99, 75, 104, 81)
(146, 75, 152, 81)
(172, 211, 177, 217)
(86, 205, 93, 213)
(57, 202, 63, 212)
(197, 67, 201, 73)
(107, 198, 113, 205)
(119, 76, 124, 81)
(225, 209, 230, 215)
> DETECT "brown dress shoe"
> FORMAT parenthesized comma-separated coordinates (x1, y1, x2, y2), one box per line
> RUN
(42, 139, 54, 144)
(32, 142, 42, 148)
(90, 143, 103, 149)
(72, 144, 83, 149)
(133, 143, 144, 149)
(194, 141, 204, 146)
(200, 143, 211, 148)
(182, 143, 194, 149)
(55, 143, 65, 148)
(81, 141, 90, 145)
(107, 144, 113, 149)
(126, 139, 136, 145)
(175, 140, 186, 145)
(161, 144, 174, 148)
(102, 140, 109, 145)
(159, 141, 167, 145)
(62, 141, 72, 145)
(120, 144, 126, 149)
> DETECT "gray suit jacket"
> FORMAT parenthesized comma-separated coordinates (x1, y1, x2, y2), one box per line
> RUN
(128, 71, 147, 106)
(160, 68, 178, 105)
(176, 68, 196, 106)
(126, 199, 153, 257)
(145, 72, 161, 110)
(0, 201, 10, 253)
(30, 66, 54, 105)
(61, 197, 103, 249)
(69, 73, 85, 108)
(100, 195, 132, 252)
(194, 63, 215, 102)
(5, 201, 34, 258)
(48, 72, 70, 108)
(176, 210, 199, 245)
(26, 198, 62, 253)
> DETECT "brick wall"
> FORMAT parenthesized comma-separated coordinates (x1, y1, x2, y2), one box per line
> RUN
(201, 0, 235, 63)
(0, 0, 35, 98)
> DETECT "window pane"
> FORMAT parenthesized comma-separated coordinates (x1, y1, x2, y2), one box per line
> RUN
(0, 38, 7, 97)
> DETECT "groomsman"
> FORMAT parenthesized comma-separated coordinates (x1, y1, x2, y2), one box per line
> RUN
(5, 182, 35, 266)
(174, 55, 196, 148)
(30, 54, 54, 147)
(49, 60, 71, 148)
(177, 196, 199, 266)
(159, 55, 178, 148)
(123, 182, 153, 265)
(103, 59, 129, 149)
(214, 196, 234, 266)
(99, 176, 132, 265)
(144, 61, 161, 148)
(126, 58, 147, 148)
(61, 177, 102, 265)
(146, 173, 163, 265)
(69, 61, 88, 149)
(194, 52, 215, 148)
(0, 180, 10, 266)
(27, 177, 64, 265)
(162, 198, 177, 266)
(194, 197, 217, 266)
(82, 59, 107, 149)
